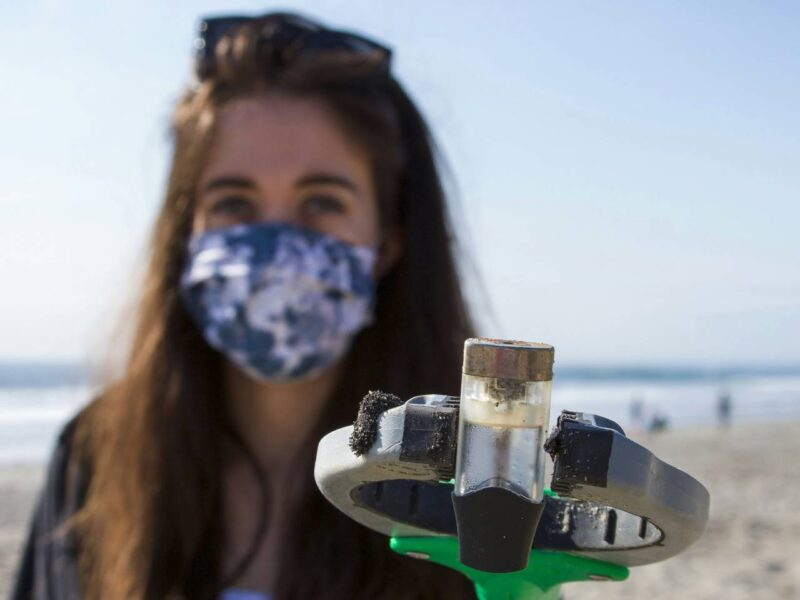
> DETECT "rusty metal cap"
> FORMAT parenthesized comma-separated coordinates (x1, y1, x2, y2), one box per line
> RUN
(462, 338, 554, 381)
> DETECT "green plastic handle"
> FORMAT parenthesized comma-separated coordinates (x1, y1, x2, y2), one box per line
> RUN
(390, 536, 628, 600)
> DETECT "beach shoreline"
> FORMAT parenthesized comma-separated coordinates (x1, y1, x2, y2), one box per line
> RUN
(2, 421, 799, 598)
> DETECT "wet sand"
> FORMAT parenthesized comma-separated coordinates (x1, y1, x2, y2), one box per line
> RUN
(2, 421, 799, 598)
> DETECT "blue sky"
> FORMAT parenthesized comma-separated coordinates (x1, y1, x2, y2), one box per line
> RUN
(1, 1, 798, 365)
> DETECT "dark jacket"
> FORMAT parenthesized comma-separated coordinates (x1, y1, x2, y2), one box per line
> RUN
(12, 417, 477, 600)
(12, 418, 87, 600)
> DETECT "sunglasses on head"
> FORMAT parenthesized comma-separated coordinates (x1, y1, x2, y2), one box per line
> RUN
(194, 12, 393, 80)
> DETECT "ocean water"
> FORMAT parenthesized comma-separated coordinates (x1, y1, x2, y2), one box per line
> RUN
(1, 363, 799, 464)
(0, 363, 92, 464)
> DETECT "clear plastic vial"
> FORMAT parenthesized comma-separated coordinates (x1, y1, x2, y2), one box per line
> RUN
(454, 339, 554, 502)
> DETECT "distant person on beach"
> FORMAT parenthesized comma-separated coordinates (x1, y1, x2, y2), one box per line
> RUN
(648, 410, 669, 434)
(629, 395, 645, 431)
(717, 389, 733, 428)
(12, 12, 476, 600)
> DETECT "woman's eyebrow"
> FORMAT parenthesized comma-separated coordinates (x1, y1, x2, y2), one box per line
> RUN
(297, 173, 359, 192)
(203, 175, 256, 192)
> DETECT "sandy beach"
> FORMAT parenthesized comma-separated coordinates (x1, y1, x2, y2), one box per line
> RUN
(570, 421, 800, 599)
(2, 421, 799, 598)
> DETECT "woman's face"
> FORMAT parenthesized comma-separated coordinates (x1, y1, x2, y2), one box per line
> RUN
(194, 93, 380, 248)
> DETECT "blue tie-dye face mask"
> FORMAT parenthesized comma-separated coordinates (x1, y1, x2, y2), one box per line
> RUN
(179, 221, 378, 382)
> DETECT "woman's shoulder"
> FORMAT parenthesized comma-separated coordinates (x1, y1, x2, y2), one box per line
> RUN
(49, 412, 81, 472)
(47, 400, 96, 496)
(30, 398, 99, 536)
(10, 401, 97, 599)
(56, 395, 107, 510)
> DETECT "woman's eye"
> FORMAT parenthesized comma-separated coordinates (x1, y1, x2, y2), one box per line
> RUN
(303, 194, 346, 216)
(208, 196, 256, 219)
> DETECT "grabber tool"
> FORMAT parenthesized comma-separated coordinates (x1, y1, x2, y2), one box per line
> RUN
(314, 338, 710, 599)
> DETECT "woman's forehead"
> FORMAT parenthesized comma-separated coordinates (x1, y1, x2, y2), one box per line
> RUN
(202, 94, 371, 185)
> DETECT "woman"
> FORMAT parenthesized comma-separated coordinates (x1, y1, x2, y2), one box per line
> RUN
(14, 12, 475, 600)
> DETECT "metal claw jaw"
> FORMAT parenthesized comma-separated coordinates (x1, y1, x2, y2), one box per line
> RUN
(314, 395, 710, 599)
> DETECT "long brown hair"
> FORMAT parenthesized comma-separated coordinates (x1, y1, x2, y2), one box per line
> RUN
(75, 13, 475, 599)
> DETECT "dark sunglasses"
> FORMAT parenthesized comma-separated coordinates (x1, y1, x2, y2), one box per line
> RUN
(194, 12, 393, 80)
